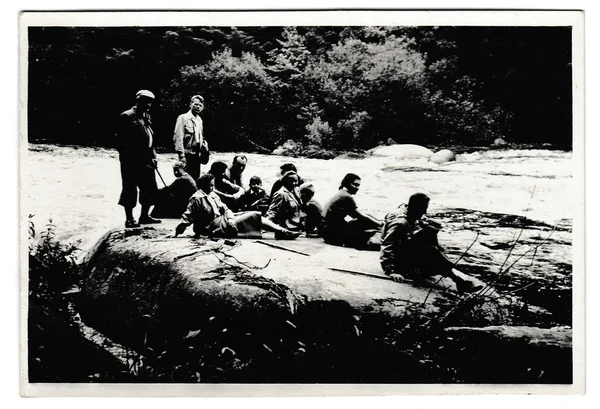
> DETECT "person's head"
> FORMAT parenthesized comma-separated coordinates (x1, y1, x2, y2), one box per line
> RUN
(197, 173, 215, 194)
(209, 161, 228, 177)
(339, 173, 361, 195)
(232, 155, 248, 174)
(299, 182, 315, 204)
(249, 176, 262, 192)
(280, 163, 297, 175)
(407, 192, 430, 219)
(190, 94, 204, 115)
(135, 90, 155, 112)
(173, 162, 186, 177)
(282, 170, 299, 190)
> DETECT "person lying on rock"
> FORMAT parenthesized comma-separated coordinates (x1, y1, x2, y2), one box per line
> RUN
(239, 176, 270, 215)
(174, 173, 301, 240)
(208, 161, 245, 211)
(298, 182, 323, 237)
(380, 192, 483, 293)
(321, 173, 383, 249)
(150, 162, 198, 219)
(266, 170, 304, 238)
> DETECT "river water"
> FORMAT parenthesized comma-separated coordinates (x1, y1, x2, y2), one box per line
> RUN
(24, 144, 574, 254)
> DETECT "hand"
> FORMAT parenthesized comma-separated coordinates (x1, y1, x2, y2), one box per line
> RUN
(174, 223, 187, 237)
(389, 273, 407, 283)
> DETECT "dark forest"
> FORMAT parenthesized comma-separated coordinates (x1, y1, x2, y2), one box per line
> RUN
(28, 26, 572, 153)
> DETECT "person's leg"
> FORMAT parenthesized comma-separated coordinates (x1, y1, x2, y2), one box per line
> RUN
(185, 153, 200, 181)
(118, 161, 140, 227)
(139, 165, 161, 224)
(421, 245, 483, 292)
(260, 216, 301, 239)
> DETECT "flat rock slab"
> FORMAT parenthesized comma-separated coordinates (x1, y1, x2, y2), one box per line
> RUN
(80, 219, 497, 346)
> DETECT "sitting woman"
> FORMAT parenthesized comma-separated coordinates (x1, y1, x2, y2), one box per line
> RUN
(321, 173, 383, 249)
(265, 170, 303, 238)
(208, 161, 245, 211)
(174, 174, 300, 240)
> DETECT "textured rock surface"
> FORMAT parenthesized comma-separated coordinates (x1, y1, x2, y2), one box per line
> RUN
(368, 144, 434, 160)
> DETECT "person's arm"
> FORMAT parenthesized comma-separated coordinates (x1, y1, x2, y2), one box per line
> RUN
(173, 114, 186, 162)
(348, 207, 383, 229)
(175, 195, 197, 236)
(265, 190, 284, 221)
(380, 219, 410, 281)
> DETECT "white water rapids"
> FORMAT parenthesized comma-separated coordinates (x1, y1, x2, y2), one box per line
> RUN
(24, 144, 574, 253)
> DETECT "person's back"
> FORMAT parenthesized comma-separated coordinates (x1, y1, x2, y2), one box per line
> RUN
(321, 189, 356, 242)
(304, 198, 323, 236)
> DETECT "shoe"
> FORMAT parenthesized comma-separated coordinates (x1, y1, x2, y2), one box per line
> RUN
(275, 229, 301, 240)
(125, 219, 140, 228)
(139, 216, 162, 224)
(456, 280, 484, 294)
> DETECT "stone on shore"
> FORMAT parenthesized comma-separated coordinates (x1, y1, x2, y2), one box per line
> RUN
(429, 149, 456, 164)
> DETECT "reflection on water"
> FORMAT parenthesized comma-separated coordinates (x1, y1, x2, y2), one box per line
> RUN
(24, 144, 574, 252)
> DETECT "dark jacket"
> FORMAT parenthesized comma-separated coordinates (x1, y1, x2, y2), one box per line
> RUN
(115, 106, 156, 168)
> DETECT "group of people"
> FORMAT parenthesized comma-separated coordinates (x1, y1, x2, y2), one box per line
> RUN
(115, 90, 483, 293)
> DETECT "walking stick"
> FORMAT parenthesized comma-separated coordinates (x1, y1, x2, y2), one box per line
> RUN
(154, 167, 168, 188)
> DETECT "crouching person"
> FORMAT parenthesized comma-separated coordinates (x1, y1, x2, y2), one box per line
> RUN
(174, 174, 301, 239)
(380, 193, 483, 293)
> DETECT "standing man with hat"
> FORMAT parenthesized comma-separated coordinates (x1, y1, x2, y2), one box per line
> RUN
(173, 94, 209, 181)
(115, 90, 162, 228)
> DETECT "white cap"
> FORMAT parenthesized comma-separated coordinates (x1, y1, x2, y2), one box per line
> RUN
(136, 90, 155, 100)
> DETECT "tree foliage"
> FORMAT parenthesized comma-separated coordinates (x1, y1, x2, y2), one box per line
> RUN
(27, 25, 572, 153)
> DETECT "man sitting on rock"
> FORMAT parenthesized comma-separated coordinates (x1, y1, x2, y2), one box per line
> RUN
(150, 162, 198, 219)
(380, 192, 483, 293)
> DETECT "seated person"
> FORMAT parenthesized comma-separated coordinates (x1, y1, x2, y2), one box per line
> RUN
(269, 163, 305, 201)
(321, 173, 383, 249)
(240, 176, 269, 215)
(265, 171, 303, 238)
(150, 162, 198, 218)
(298, 182, 323, 237)
(226, 155, 247, 189)
(208, 161, 245, 211)
(174, 174, 300, 240)
(380, 193, 483, 293)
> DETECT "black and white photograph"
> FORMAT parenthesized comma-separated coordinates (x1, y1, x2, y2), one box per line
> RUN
(18, 9, 585, 397)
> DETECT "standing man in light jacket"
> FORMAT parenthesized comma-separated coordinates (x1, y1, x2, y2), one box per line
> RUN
(173, 94, 209, 180)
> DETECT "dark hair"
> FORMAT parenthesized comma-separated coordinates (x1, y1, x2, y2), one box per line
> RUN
(282, 170, 298, 186)
(408, 192, 430, 209)
(339, 173, 361, 190)
(249, 176, 262, 185)
(280, 163, 297, 174)
(197, 173, 215, 192)
(209, 161, 228, 176)
(233, 155, 247, 165)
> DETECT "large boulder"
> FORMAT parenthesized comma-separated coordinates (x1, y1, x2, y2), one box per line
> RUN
(368, 144, 434, 160)
(429, 149, 456, 164)
(79, 220, 495, 348)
